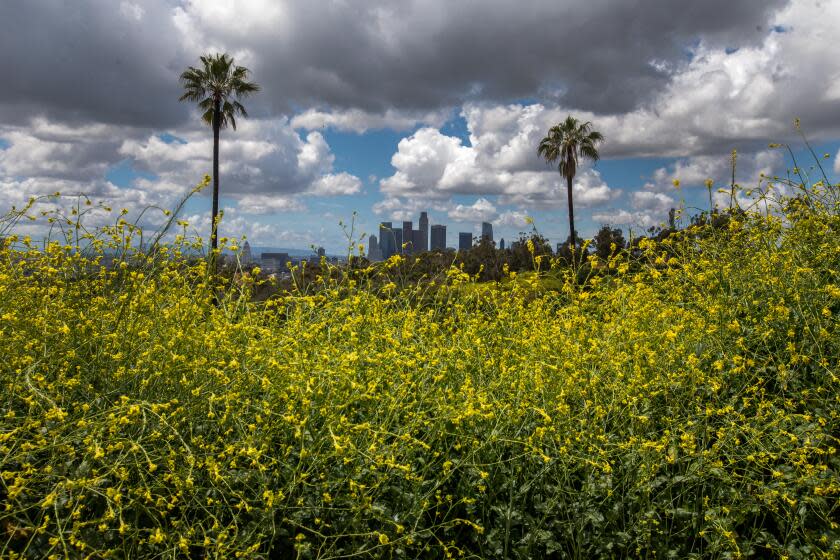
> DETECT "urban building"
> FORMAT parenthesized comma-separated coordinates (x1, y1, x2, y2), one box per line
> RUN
(316, 246, 326, 258)
(459, 232, 472, 251)
(410, 230, 420, 252)
(402, 221, 413, 253)
(241, 241, 253, 265)
(481, 221, 493, 243)
(418, 212, 429, 252)
(368, 235, 382, 261)
(379, 222, 396, 259)
(261, 252, 290, 273)
(430, 224, 446, 251)
(499, 238, 505, 250)
(394, 228, 403, 253)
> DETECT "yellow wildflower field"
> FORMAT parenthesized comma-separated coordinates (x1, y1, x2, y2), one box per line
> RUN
(0, 185, 838, 558)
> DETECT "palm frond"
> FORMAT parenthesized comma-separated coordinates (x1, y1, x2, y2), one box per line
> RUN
(580, 143, 601, 162)
(231, 100, 248, 117)
(201, 108, 214, 127)
(587, 131, 604, 143)
(234, 80, 260, 97)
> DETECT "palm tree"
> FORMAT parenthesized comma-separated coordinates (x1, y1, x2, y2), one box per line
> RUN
(537, 116, 604, 253)
(179, 53, 259, 254)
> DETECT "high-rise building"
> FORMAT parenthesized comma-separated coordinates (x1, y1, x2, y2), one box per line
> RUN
(379, 222, 395, 259)
(481, 221, 493, 242)
(368, 235, 382, 261)
(418, 212, 429, 252)
(430, 224, 446, 251)
(241, 240, 253, 265)
(499, 238, 505, 250)
(402, 221, 413, 253)
(394, 229, 403, 253)
(459, 232, 472, 251)
(317, 246, 326, 258)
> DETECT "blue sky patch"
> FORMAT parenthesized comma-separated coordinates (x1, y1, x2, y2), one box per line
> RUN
(105, 159, 157, 187)
(158, 132, 187, 144)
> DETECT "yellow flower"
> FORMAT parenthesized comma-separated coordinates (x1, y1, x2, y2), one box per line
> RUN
(149, 527, 165, 544)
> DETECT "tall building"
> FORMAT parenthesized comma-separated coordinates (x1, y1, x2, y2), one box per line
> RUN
(317, 246, 326, 258)
(241, 240, 253, 265)
(430, 224, 446, 251)
(368, 235, 382, 261)
(418, 212, 429, 252)
(379, 222, 396, 259)
(481, 221, 493, 242)
(499, 238, 505, 250)
(394, 229, 403, 253)
(402, 221, 413, 253)
(459, 232, 472, 251)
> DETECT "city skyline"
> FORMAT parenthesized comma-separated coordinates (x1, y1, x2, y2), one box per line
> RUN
(368, 212, 502, 261)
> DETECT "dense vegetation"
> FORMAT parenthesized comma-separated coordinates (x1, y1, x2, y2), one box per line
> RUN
(1, 175, 839, 559)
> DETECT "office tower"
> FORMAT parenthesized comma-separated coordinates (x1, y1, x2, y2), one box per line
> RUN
(241, 241, 253, 265)
(481, 221, 493, 242)
(459, 232, 472, 251)
(402, 221, 413, 253)
(379, 222, 395, 259)
(368, 235, 382, 261)
(499, 238, 505, 250)
(419, 212, 429, 252)
(317, 246, 326, 258)
(430, 224, 446, 251)
(394, 229, 403, 253)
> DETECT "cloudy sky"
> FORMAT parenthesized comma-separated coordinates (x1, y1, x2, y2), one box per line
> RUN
(2, 0, 839, 252)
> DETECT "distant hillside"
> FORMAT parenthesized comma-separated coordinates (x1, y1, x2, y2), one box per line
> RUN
(248, 246, 317, 258)
(249, 246, 344, 259)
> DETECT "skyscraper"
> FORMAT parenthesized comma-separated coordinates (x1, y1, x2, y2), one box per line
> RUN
(402, 221, 413, 253)
(459, 232, 472, 251)
(418, 212, 429, 252)
(430, 224, 446, 251)
(394, 228, 403, 253)
(368, 235, 382, 261)
(241, 240, 253, 265)
(379, 222, 395, 259)
(481, 221, 493, 242)
(499, 238, 505, 250)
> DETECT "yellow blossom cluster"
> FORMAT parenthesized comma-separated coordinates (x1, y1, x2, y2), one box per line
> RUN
(0, 180, 838, 558)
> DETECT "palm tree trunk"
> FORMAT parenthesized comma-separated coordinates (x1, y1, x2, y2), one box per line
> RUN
(566, 174, 576, 252)
(211, 100, 221, 254)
